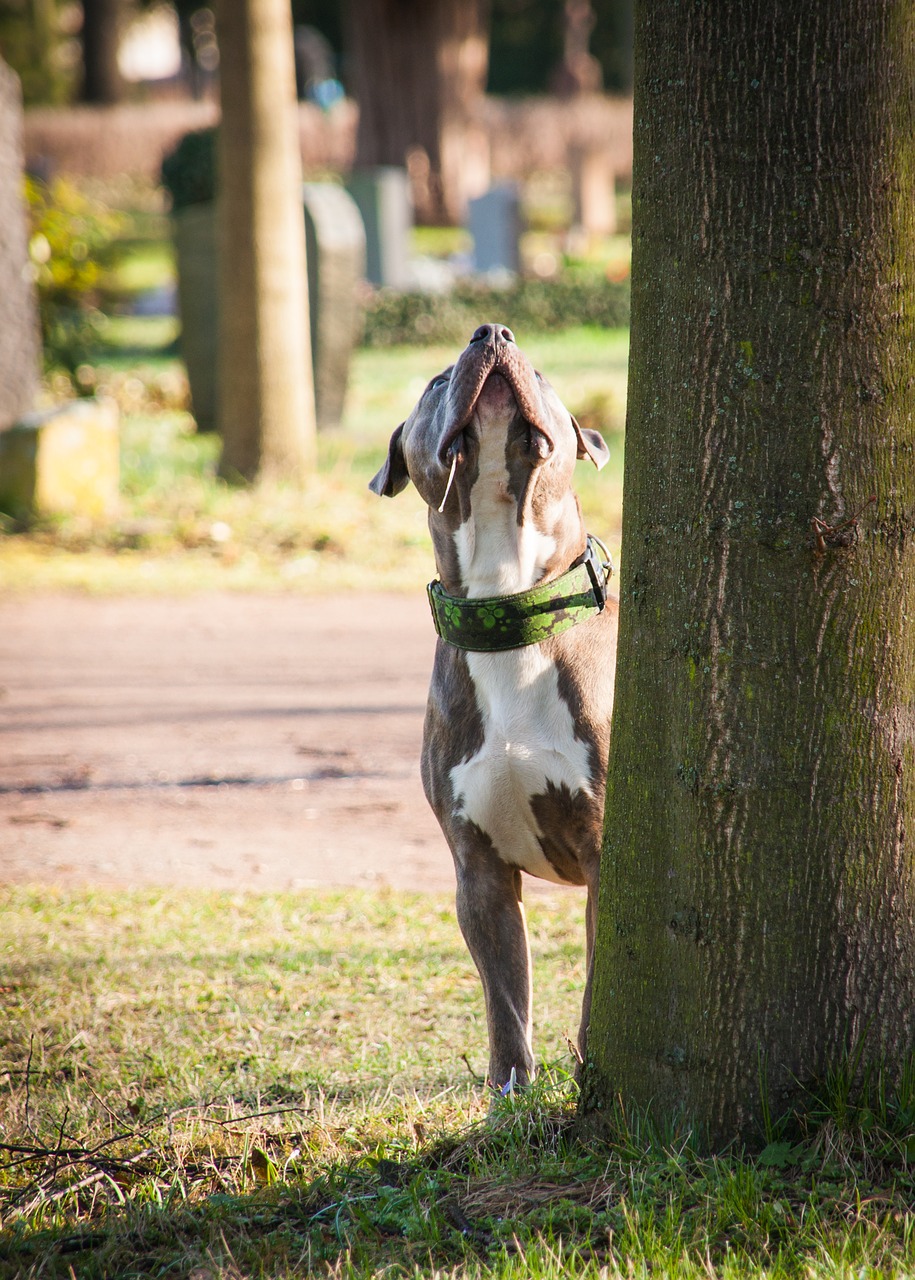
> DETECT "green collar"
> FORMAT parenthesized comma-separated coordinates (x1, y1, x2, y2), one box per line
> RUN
(427, 536, 612, 652)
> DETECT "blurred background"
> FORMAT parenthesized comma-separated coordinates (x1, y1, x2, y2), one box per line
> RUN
(0, 0, 634, 593)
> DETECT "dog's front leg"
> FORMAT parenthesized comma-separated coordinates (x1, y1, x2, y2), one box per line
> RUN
(454, 850, 536, 1090)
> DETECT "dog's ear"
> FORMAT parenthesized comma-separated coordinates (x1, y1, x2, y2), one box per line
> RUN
(571, 415, 610, 471)
(369, 423, 411, 497)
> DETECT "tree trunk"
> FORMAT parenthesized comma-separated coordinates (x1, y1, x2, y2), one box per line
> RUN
(80, 0, 125, 103)
(346, 0, 490, 224)
(215, 0, 316, 483)
(583, 0, 915, 1146)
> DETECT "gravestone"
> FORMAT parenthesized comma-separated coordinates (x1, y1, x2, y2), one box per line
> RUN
(468, 183, 521, 275)
(0, 58, 120, 520)
(569, 145, 617, 236)
(302, 183, 366, 428)
(0, 398, 120, 520)
(345, 166, 411, 287)
(172, 185, 364, 433)
(173, 203, 218, 432)
(0, 57, 39, 432)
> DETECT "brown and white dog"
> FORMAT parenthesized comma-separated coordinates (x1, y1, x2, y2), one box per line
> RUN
(370, 323, 617, 1091)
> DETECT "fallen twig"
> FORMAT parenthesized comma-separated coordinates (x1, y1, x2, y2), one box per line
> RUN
(200, 1104, 309, 1127)
(6, 1147, 157, 1223)
(461, 1054, 485, 1084)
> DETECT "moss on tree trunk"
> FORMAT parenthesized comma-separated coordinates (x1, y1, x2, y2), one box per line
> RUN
(583, 0, 915, 1145)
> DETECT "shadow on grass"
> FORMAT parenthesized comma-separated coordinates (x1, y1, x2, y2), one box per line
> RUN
(0, 1100, 610, 1279)
(7, 1097, 915, 1280)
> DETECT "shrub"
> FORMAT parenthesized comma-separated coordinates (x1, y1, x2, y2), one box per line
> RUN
(160, 128, 217, 211)
(25, 175, 125, 378)
(361, 274, 630, 347)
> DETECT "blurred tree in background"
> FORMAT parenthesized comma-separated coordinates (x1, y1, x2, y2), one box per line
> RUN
(80, 0, 124, 101)
(344, 0, 490, 225)
(214, 0, 316, 484)
(339, 0, 630, 223)
(295, 0, 632, 96)
(0, 0, 79, 103)
(0, 0, 632, 106)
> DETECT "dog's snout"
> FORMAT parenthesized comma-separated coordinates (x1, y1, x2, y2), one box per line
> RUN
(470, 323, 515, 347)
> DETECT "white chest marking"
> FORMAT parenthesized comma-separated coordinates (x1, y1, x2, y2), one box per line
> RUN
(449, 419, 587, 880)
(450, 647, 594, 882)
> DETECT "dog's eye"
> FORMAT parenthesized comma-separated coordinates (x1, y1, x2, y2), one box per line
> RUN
(430, 374, 450, 390)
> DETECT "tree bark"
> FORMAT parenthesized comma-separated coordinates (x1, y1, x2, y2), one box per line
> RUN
(583, 0, 915, 1146)
(346, 0, 490, 224)
(215, 0, 316, 483)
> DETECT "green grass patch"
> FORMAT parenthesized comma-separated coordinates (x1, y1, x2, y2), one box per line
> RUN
(98, 236, 175, 300)
(411, 225, 472, 258)
(1, 327, 627, 596)
(3, 887, 915, 1277)
(95, 314, 180, 358)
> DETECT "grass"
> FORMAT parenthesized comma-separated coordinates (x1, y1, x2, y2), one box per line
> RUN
(3, 886, 915, 1278)
(98, 236, 175, 299)
(0, 325, 628, 597)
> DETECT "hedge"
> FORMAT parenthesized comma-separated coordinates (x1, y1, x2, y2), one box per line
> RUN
(361, 275, 630, 347)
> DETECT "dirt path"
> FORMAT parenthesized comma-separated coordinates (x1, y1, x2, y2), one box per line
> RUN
(0, 592, 462, 893)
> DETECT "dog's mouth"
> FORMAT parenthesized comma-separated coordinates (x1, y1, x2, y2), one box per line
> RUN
(437, 358, 556, 467)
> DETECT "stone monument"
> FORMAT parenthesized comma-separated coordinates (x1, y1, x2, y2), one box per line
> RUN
(468, 183, 521, 275)
(0, 56, 39, 432)
(0, 57, 120, 520)
(172, 183, 365, 434)
(345, 167, 412, 288)
(569, 144, 617, 236)
(302, 182, 366, 428)
(173, 203, 218, 432)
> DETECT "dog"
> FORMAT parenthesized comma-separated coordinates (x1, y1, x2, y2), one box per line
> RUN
(370, 322, 617, 1091)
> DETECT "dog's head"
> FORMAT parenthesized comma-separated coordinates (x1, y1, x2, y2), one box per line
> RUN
(370, 323, 608, 501)
(369, 324, 609, 593)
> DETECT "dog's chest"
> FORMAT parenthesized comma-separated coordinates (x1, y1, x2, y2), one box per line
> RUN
(449, 647, 593, 883)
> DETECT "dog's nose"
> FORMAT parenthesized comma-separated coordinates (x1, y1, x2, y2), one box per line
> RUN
(470, 323, 515, 347)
